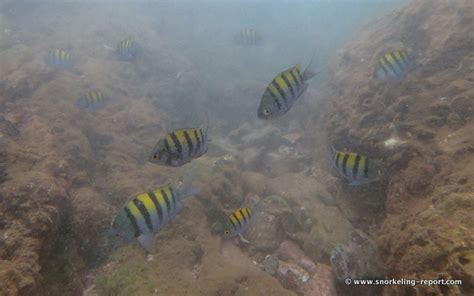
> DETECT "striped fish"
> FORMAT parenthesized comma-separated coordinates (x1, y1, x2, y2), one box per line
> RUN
(236, 28, 262, 46)
(116, 38, 142, 61)
(258, 64, 316, 119)
(108, 172, 199, 253)
(45, 48, 72, 69)
(76, 90, 109, 112)
(223, 203, 261, 239)
(373, 49, 413, 82)
(149, 127, 208, 167)
(329, 147, 385, 186)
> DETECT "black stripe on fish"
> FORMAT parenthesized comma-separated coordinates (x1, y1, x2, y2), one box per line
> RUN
(199, 129, 205, 147)
(267, 88, 281, 110)
(133, 199, 153, 232)
(169, 132, 183, 159)
(399, 50, 410, 65)
(229, 216, 238, 232)
(273, 80, 288, 109)
(246, 208, 252, 220)
(377, 59, 390, 75)
(169, 188, 177, 209)
(239, 209, 248, 224)
(295, 68, 304, 84)
(282, 72, 295, 98)
(232, 212, 242, 230)
(148, 191, 163, 224)
(389, 52, 406, 72)
(364, 158, 369, 178)
(382, 54, 400, 76)
(163, 138, 173, 165)
(183, 130, 194, 156)
(335, 152, 341, 168)
(289, 71, 300, 92)
(124, 207, 141, 237)
(342, 154, 349, 176)
(161, 189, 172, 214)
(353, 154, 361, 179)
(272, 80, 287, 109)
(194, 129, 201, 152)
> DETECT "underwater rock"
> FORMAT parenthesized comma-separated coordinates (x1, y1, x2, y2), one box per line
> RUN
(70, 187, 113, 262)
(240, 171, 269, 196)
(0, 173, 68, 295)
(303, 205, 351, 262)
(247, 211, 283, 252)
(262, 254, 279, 275)
(320, 0, 474, 294)
(302, 263, 337, 296)
(330, 229, 385, 282)
(276, 260, 311, 294)
(262, 145, 311, 176)
(277, 240, 316, 273)
(259, 195, 304, 241)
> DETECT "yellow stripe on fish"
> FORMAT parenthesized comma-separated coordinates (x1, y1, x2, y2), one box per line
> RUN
(108, 171, 199, 253)
(123, 186, 178, 236)
(149, 127, 208, 167)
(330, 148, 385, 186)
(116, 38, 141, 61)
(76, 90, 108, 112)
(46, 48, 71, 68)
(224, 207, 254, 237)
(258, 65, 312, 119)
(373, 49, 413, 82)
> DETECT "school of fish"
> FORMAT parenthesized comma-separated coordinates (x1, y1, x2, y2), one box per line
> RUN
(43, 26, 417, 253)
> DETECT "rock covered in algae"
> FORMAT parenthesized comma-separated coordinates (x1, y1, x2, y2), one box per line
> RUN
(276, 260, 311, 293)
(302, 263, 337, 296)
(277, 240, 316, 273)
(303, 205, 351, 262)
(318, 0, 474, 293)
(330, 229, 385, 282)
(262, 254, 279, 275)
(246, 211, 283, 252)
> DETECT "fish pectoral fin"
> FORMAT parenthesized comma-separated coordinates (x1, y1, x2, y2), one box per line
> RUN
(137, 234, 155, 254)
(238, 234, 250, 245)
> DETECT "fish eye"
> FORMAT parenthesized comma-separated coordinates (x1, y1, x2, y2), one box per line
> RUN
(224, 230, 230, 235)
(153, 154, 158, 159)
(263, 109, 270, 115)
(377, 169, 383, 175)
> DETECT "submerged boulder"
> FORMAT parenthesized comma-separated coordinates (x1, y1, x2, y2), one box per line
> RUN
(303, 205, 351, 262)
(330, 229, 385, 282)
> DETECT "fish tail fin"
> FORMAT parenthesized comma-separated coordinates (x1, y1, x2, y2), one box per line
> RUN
(302, 53, 319, 81)
(176, 167, 200, 199)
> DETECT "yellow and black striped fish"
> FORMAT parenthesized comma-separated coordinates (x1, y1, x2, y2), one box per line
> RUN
(236, 28, 262, 46)
(149, 128, 208, 167)
(329, 147, 385, 186)
(223, 207, 256, 238)
(116, 38, 142, 61)
(108, 172, 199, 253)
(258, 64, 316, 119)
(373, 49, 413, 82)
(46, 48, 72, 69)
(76, 90, 109, 112)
